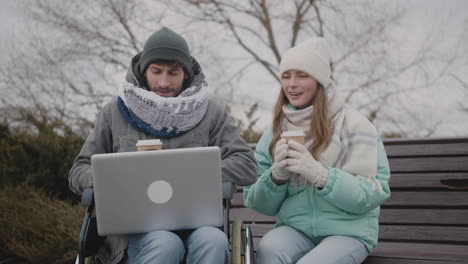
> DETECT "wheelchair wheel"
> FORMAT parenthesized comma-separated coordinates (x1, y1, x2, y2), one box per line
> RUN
(231, 218, 243, 264)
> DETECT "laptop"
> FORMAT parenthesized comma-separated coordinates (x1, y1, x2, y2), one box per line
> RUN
(91, 146, 223, 236)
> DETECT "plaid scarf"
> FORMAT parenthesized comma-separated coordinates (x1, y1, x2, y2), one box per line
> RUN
(281, 88, 382, 191)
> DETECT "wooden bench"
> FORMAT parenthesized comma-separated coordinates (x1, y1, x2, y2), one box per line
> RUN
(231, 137, 468, 263)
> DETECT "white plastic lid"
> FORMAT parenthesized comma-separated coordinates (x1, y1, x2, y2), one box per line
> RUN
(136, 139, 162, 146)
(281, 130, 305, 137)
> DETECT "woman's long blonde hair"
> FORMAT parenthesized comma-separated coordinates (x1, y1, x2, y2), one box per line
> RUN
(269, 84, 332, 160)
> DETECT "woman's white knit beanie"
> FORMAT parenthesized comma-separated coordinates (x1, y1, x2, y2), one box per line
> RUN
(279, 37, 331, 88)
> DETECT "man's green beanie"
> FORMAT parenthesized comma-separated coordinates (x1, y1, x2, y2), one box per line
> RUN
(139, 27, 193, 79)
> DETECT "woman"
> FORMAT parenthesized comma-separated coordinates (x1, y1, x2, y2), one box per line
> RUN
(243, 37, 391, 264)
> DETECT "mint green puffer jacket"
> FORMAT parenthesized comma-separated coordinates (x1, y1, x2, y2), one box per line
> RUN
(243, 127, 391, 252)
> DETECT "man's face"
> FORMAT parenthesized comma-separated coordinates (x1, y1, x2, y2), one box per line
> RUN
(145, 63, 186, 97)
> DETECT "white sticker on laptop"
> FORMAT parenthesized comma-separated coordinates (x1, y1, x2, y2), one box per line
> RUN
(147, 180, 173, 204)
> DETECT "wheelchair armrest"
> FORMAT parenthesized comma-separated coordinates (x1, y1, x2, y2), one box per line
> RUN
(222, 182, 234, 199)
(81, 188, 95, 206)
(222, 182, 235, 238)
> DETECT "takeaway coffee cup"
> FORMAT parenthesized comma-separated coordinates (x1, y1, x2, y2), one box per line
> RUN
(136, 139, 163, 151)
(281, 131, 306, 145)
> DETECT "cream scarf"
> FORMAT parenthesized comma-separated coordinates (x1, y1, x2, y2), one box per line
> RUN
(281, 88, 382, 191)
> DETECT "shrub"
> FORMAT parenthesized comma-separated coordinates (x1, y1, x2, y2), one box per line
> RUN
(0, 108, 85, 201)
(227, 103, 263, 143)
(0, 184, 85, 264)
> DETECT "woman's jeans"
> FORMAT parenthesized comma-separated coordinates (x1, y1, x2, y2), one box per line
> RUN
(126, 226, 229, 264)
(256, 225, 369, 264)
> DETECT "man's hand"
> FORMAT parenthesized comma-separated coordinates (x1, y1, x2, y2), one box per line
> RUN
(285, 140, 329, 188)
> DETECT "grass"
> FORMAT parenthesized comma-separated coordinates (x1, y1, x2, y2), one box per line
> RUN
(0, 184, 85, 264)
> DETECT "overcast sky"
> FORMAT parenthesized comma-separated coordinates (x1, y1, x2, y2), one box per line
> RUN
(0, 0, 23, 52)
(1, 0, 467, 136)
(1, 0, 467, 74)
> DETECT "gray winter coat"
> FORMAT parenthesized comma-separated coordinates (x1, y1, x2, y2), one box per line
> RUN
(68, 55, 257, 263)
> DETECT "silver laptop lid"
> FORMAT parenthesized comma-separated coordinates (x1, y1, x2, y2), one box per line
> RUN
(91, 146, 223, 236)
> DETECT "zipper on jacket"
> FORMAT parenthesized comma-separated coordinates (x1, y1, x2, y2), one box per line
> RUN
(311, 187, 318, 238)
(165, 138, 170, 149)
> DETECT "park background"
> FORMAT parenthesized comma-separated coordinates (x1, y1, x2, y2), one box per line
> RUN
(0, 0, 467, 263)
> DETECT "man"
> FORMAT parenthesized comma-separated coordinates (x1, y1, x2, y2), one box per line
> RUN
(69, 27, 258, 264)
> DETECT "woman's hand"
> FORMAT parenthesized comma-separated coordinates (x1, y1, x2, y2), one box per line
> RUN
(271, 138, 290, 184)
(286, 140, 329, 188)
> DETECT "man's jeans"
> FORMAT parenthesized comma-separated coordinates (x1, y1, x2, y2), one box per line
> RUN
(256, 225, 369, 264)
(126, 226, 229, 264)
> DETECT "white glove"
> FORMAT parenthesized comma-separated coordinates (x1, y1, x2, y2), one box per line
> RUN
(271, 138, 290, 182)
(285, 140, 329, 188)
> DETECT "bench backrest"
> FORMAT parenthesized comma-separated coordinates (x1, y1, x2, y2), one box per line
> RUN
(231, 137, 468, 262)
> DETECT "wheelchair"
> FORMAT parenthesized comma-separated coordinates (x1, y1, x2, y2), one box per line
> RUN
(76, 182, 254, 264)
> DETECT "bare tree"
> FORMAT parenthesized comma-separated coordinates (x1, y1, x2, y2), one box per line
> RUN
(1, 0, 466, 137)
(0, 0, 235, 133)
(0, 0, 168, 132)
(162, 0, 467, 137)
(452, 74, 468, 112)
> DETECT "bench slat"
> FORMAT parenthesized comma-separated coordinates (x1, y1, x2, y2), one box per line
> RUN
(232, 191, 468, 208)
(241, 223, 468, 244)
(384, 191, 468, 207)
(238, 173, 468, 189)
(378, 225, 468, 243)
(248, 238, 468, 262)
(384, 142, 468, 157)
(380, 208, 468, 225)
(231, 208, 276, 222)
(364, 257, 460, 264)
(245, 224, 275, 237)
(388, 157, 468, 172)
(231, 208, 468, 226)
(383, 137, 468, 145)
(370, 242, 468, 262)
(390, 173, 468, 188)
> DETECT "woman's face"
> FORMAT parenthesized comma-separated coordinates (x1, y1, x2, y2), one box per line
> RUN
(281, 70, 318, 109)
